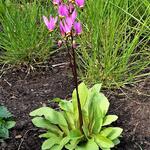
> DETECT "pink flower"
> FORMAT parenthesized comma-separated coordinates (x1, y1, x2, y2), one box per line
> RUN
(74, 21, 82, 35)
(60, 18, 73, 35)
(64, 9, 77, 28)
(71, 9, 77, 23)
(43, 15, 58, 32)
(58, 40, 63, 47)
(75, 0, 85, 8)
(68, 3, 75, 13)
(60, 21, 65, 37)
(58, 4, 69, 18)
(53, 0, 61, 5)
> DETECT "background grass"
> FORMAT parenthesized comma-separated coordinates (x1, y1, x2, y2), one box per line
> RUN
(0, 0, 55, 66)
(78, 0, 150, 88)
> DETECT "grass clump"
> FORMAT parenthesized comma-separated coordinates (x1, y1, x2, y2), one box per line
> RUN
(78, 0, 150, 88)
(0, 0, 55, 66)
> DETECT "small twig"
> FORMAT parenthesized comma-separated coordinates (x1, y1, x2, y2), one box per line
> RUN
(52, 62, 69, 68)
(17, 129, 35, 150)
(4, 79, 12, 87)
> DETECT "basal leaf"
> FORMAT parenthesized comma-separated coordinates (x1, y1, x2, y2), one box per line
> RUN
(90, 84, 102, 93)
(100, 127, 123, 140)
(112, 138, 120, 145)
(75, 139, 99, 150)
(58, 136, 70, 150)
(59, 100, 73, 113)
(0, 126, 9, 139)
(99, 128, 113, 137)
(72, 83, 89, 125)
(5, 121, 16, 129)
(107, 127, 123, 140)
(92, 100, 103, 134)
(32, 117, 63, 135)
(98, 93, 110, 117)
(66, 130, 84, 150)
(39, 132, 57, 138)
(65, 138, 81, 150)
(59, 101, 75, 130)
(30, 107, 68, 127)
(94, 134, 114, 148)
(51, 145, 59, 150)
(69, 129, 82, 139)
(102, 115, 118, 126)
(0, 106, 12, 118)
(72, 82, 89, 108)
(42, 137, 62, 150)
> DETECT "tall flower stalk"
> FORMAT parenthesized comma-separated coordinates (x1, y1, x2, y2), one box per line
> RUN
(43, 0, 85, 132)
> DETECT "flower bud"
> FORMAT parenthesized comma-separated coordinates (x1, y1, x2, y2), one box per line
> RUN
(73, 40, 77, 48)
(58, 40, 63, 47)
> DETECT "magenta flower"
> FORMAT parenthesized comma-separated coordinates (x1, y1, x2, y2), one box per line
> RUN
(74, 21, 82, 35)
(68, 3, 75, 13)
(60, 21, 65, 37)
(58, 40, 63, 47)
(71, 9, 77, 23)
(58, 4, 69, 18)
(75, 0, 85, 8)
(43, 15, 58, 32)
(60, 18, 73, 35)
(53, 0, 61, 5)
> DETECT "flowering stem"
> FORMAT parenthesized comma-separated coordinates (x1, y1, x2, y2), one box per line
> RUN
(70, 33, 83, 133)
(65, 35, 83, 133)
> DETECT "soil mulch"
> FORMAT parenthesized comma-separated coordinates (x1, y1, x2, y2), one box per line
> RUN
(0, 54, 149, 150)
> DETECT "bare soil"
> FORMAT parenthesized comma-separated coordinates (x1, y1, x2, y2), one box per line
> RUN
(0, 53, 149, 150)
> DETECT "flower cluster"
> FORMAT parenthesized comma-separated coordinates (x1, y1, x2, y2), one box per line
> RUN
(43, 0, 84, 38)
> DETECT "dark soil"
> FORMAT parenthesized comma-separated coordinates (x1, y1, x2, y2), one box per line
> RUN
(0, 53, 150, 150)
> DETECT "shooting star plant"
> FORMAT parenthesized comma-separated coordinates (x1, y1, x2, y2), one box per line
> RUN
(30, 0, 123, 150)
(43, 0, 83, 132)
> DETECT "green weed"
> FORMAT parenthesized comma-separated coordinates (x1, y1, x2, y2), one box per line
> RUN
(0, 0, 55, 66)
(78, 0, 150, 88)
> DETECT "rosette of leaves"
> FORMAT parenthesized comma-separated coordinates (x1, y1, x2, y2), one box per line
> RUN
(30, 82, 123, 150)
(0, 106, 16, 142)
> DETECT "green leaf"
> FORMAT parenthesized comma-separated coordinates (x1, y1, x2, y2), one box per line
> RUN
(39, 132, 57, 138)
(98, 93, 110, 117)
(30, 107, 68, 127)
(108, 128, 123, 140)
(59, 100, 73, 113)
(112, 138, 120, 145)
(59, 101, 75, 129)
(42, 137, 62, 150)
(51, 145, 59, 150)
(72, 83, 89, 125)
(58, 136, 70, 150)
(32, 117, 63, 136)
(102, 115, 118, 126)
(90, 84, 102, 93)
(100, 127, 123, 140)
(5, 121, 16, 129)
(82, 125, 89, 139)
(73, 82, 89, 108)
(65, 130, 83, 150)
(65, 138, 81, 150)
(76, 139, 99, 150)
(91, 100, 103, 134)
(99, 128, 113, 137)
(0, 127, 9, 139)
(69, 129, 82, 139)
(0, 106, 12, 118)
(94, 135, 114, 148)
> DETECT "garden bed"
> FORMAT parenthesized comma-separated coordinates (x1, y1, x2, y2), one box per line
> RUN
(0, 53, 150, 150)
